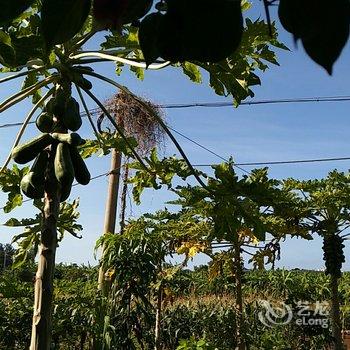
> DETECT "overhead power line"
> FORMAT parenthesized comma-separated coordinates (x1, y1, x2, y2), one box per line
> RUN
(1, 94, 350, 179)
(168, 127, 350, 169)
(236, 156, 350, 166)
(160, 95, 350, 109)
(2, 94, 350, 130)
(193, 156, 350, 167)
(168, 125, 250, 174)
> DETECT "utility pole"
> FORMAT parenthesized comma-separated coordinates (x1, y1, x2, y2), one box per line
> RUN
(97, 148, 122, 291)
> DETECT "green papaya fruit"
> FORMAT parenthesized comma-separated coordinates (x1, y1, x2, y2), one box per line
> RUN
(279, 0, 350, 74)
(71, 71, 93, 90)
(54, 143, 75, 201)
(44, 89, 67, 118)
(183, 0, 243, 62)
(156, 12, 185, 62)
(62, 98, 82, 131)
(29, 151, 48, 188)
(69, 146, 91, 185)
(301, 0, 350, 75)
(12, 133, 53, 164)
(138, 12, 164, 66)
(20, 172, 44, 199)
(278, 0, 309, 40)
(60, 182, 72, 202)
(156, 0, 243, 63)
(51, 132, 83, 146)
(52, 88, 68, 118)
(36, 112, 55, 133)
(80, 77, 93, 90)
(44, 97, 55, 114)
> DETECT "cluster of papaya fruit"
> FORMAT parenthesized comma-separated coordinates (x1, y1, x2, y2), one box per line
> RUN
(278, 0, 350, 74)
(138, 0, 243, 65)
(322, 235, 345, 278)
(11, 87, 91, 202)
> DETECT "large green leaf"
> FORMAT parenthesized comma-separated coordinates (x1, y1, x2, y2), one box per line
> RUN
(0, 0, 35, 26)
(0, 165, 29, 213)
(278, 0, 350, 74)
(41, 0, 91, 51)
(11, 34, 44, 65)
(0, 30, 15, 67)
(192, 19, 288, 105)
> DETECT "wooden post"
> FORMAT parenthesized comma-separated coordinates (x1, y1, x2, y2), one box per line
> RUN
(98, 148, 122, 291)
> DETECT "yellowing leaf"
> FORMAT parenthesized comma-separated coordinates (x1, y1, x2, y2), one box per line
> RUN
(176, 241, 207, 258)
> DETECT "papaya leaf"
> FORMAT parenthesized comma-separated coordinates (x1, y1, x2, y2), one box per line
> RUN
(79, 134, 137, 159)
(101, 27, 140, 50)
(130, 47, 145, 80)
(0, 165, 29, 213)
(41, 0, 91, 51)
(12, 228, 40, 268)
(181, 62, 202, 84)
(57, 199, 83, 240)
(4, 217, 39, 227)
(0, 30, 16, 67)
(101, 26, 146, 80)
(22, 70, 42, 104)
(3, 193, 23, 213)
(11, 34, 45, 66)
(8, 199, 82, 267)
(191, 19, 287, 105)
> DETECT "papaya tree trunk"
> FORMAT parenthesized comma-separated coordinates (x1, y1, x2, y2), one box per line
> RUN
(30, 148, 59, 350)
(233, 232, 245, 350)
(154, 268, 163, 350)
(330, 273, 344, 350)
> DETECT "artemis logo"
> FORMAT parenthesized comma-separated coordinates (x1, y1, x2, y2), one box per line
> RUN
(258, 300, 293, 327)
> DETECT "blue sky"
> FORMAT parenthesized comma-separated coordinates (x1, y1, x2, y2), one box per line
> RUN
(1, 3, 350, 270)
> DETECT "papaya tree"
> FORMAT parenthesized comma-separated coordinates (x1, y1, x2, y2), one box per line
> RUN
(283, 171, 350, 350)
(0, 1, 286, 348)
(128, 154, 311, 349)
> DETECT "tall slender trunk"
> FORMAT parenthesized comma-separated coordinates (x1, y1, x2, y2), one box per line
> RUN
(233, 233, 245, 350)
(330, 273, 344, 350)
(154, 265, 163, 350)
(30, 148, 59, 350)
(120, 160, 129, 235)
(98, 148, 122, 292)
